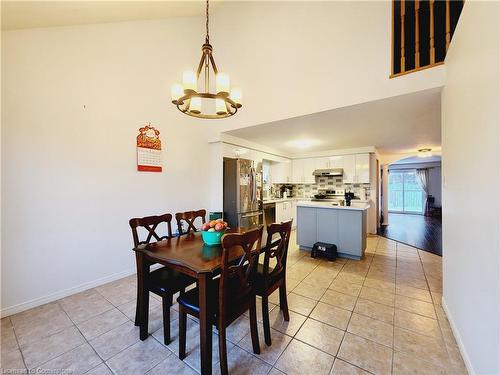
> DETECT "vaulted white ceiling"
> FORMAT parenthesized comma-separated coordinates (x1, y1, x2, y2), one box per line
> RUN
(224, 88, 442, 156)
(1, 0, 221, 30)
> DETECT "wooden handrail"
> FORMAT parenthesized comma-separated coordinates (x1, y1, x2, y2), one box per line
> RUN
(445, 0, 451, 51)
(400, 0, 406, 73)
(430, 0, 435, 65)
(415, 0, 420, 68)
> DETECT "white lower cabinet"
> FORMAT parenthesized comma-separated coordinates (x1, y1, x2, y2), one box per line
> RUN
(276, 201, 294, 223)
(291, 201, 297, 228)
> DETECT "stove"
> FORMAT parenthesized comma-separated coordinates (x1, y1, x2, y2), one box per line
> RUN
(311, 189, 345, 204)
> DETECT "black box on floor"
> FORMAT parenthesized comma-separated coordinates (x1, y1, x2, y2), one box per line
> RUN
(311, 242, 337, 261)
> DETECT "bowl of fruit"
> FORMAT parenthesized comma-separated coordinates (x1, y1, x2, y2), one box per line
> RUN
(201, 219, 229, 246)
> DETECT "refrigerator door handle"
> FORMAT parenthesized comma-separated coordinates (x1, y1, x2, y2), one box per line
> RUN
(240, 211, 263, 218)
(250, 166, 256, 204)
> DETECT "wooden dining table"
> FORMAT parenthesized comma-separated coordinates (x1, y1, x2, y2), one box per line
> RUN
(133, 227, 268, 375)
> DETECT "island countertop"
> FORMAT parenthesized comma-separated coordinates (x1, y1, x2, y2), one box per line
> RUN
(296, 201, 370, 211)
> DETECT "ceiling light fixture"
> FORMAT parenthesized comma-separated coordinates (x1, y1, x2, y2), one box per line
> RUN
(418, 148, 432, 157)
(288, 139, 320, 149)
(170, 0, 242, 119)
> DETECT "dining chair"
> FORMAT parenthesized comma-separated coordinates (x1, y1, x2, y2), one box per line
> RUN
(177, 227, 263, 375)
(129, 213, 195, 345)
(175, 209, 207, 235)
(254, 220, 293, 346)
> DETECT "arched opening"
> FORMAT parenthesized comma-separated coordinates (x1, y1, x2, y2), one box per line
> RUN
(379, 154, 442, 255)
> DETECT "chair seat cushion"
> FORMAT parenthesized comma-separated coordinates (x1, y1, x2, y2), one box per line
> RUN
(253, 263, 284, 294)
(149, 267, 195, 295)
(177, 278, 252, 321)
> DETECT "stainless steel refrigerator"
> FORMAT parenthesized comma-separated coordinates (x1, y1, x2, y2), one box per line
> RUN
(223, 158, 263, 228)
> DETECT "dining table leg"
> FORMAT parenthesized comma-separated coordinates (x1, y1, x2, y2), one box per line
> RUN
(198, 273, 212, 375)
(136, 252, 149, 341)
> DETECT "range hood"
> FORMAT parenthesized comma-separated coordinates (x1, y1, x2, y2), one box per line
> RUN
(312, 168, 343, 177)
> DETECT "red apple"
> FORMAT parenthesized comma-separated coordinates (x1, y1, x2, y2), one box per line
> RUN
(202, 223, 211, 231)
(214, 222, 225, 231)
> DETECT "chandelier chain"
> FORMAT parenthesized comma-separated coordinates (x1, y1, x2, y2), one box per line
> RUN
(205, 0, 210, 43)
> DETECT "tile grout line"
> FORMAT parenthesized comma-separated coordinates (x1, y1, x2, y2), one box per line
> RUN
(392, 241, 399, 375)
(20, 303, 104, 373)
(393, 240, 456, 373)
(329, 236, 380, 375)
(270, 254, 344, 373)
(334, 238, 379, 374)
(416, 244, 458, 369)
(9, 316, 29, 371)
(57, 301, 117, 375)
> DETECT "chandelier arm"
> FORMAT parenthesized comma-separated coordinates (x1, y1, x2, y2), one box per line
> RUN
(196, 53, 206, 78)
(209, 54, 218, 75)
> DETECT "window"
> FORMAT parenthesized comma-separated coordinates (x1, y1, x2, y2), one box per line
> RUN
(388, 170, 425, 214)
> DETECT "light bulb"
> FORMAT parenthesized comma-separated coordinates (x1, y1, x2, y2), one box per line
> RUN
(216, 73, 230, 94)
(216, 99, 227, 115)
(171, 83, 183, 103)
(230, 88, 242, 106)
(189, 97, 201, 114)
(182, 70, 197, 92)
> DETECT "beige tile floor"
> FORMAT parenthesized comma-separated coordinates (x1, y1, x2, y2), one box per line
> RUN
(1, 234, 467, 375)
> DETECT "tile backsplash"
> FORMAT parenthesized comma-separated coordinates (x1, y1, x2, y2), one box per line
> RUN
(267, 175, 371, 199)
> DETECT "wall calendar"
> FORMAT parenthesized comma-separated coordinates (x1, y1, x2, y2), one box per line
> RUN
(137, 124, 162, 172)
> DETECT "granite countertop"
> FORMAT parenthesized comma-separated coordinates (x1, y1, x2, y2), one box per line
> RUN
(263, 197, 312, 204)
(296, 201, 370, 211)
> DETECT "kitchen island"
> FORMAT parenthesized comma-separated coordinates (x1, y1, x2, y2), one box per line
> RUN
(296, 201, 369, 259)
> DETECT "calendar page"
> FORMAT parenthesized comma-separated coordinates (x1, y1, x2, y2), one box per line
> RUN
(136, 124, 162, 172)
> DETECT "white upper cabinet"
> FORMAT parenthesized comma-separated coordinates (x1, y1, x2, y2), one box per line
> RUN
(342, 154, 370, 184)
(342, 155, 357, 183)
(292, 159, 316, 184)
(292, 159, 304, 183)
(271, 153, 371, 185)
(270, 161, 292, 183)
(315, 157, 330, 170)
(355, 153, 370, 183)
(315, 156, 343, 169)
(303, 159, 316, 184)
(329, 156, 344, 169)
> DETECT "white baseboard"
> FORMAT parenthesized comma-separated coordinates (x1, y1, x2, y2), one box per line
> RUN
(441, 297, 476, 375)
(1, 264, 165, 318)
(0, 267, 142, 318)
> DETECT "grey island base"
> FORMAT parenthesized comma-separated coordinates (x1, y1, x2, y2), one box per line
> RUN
(296, 202, 368, 260)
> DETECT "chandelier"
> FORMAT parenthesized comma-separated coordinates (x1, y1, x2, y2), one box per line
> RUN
(170, 0, 242, 119)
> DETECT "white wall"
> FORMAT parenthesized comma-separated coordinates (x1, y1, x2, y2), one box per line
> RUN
(0, 1, 449, 316)
(1, 19, 213, 315)
(204, 1, 446, 138)
(441, 1, 500, 374)
(428, 166, 442, 207)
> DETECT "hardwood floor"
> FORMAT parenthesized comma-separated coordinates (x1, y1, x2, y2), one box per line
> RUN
(378, 212, 442, 256)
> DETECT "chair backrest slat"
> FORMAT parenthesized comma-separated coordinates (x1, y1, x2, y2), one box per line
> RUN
(219, 227, 263, 316)
(129, 213, 173, 247)
(262, 220, 293, 282)
(175, 209, 207, 235)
